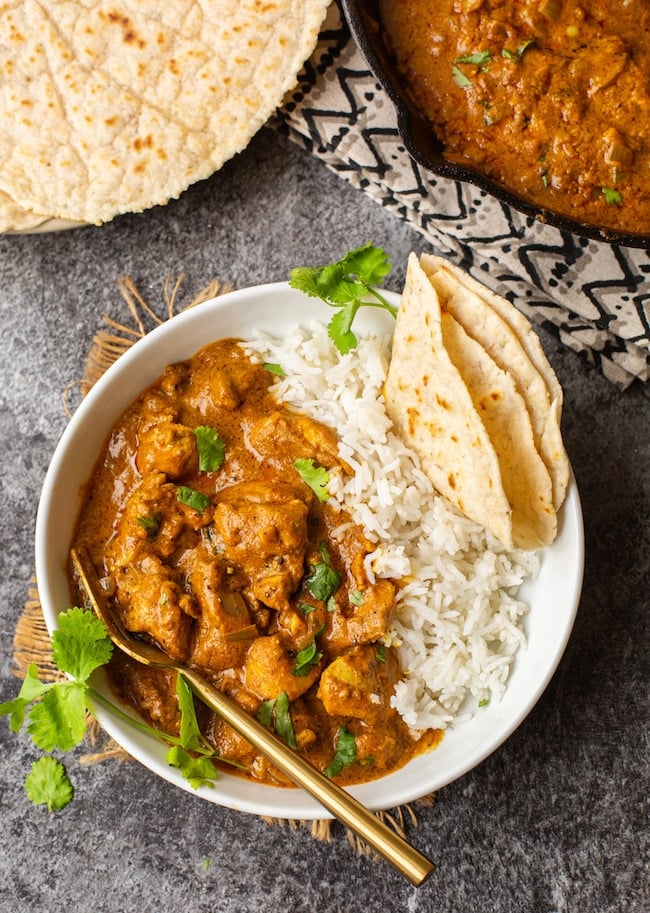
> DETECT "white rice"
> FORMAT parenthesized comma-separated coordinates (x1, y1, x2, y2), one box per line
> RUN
(244, 324, 539, 732)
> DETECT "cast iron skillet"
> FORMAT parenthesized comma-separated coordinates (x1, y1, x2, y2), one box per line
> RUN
(340, 0, 650, 250)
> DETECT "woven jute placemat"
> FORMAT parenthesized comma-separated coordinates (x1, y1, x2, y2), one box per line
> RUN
(11, 274, 433, 852)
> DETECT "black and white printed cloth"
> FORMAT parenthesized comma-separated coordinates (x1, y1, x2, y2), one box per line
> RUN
(275, 3, 649, 388)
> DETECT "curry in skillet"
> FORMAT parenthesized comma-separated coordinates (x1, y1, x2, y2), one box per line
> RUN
(69, 339, 440, 786)
(381, 0, 650, 235)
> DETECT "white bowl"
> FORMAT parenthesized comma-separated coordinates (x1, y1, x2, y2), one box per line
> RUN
(35, 282, 584, 818)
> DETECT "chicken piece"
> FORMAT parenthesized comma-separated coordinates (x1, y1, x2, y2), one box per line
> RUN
(322, 515, 397, 651)
(317, 644, 400, 724)
(136, 385, 180, 433)
(136, 422, 197, 478)
(108, 471, 199, 565)
(109, 653, 181, 735)
(115, 553, 195, 661)
(213, 480, 310, 610)
(244, 634, 321, 701)
(180, 547, 256, 673)
(325, 579, 396, 652)
(248, 410, 342, 470)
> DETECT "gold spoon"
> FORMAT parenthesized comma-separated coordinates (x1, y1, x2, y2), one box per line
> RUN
(71, 547, 435, 886)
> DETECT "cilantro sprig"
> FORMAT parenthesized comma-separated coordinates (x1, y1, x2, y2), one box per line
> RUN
(325, 726, 357, 779)
(289, 243, 396, 354)
(0, 607, 229, 810)
(257, 691, 297, 749)
(305, 544, 342, 606)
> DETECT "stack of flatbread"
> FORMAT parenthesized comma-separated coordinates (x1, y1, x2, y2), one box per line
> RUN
(385, 253, 570, 550)
(0, 0, 330, 232)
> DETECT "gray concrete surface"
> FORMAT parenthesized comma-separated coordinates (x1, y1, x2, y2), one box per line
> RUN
(0, 126, 648, 913)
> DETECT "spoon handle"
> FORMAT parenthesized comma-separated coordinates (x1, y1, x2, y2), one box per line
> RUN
(181, 666, 435, 886)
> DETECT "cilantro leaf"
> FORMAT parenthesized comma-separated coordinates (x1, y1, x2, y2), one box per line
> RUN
(305, 544, 341, 603)
(325, 726, 357, 778)
(452, 64, 474, 88)
(264, 363, 285, 376)
(166, 746, 217, 790)
(294, 458, 330, 502)
(289, 243, 396, 353)
(257, 698, 276, 728)
(257, 694, 297, 749)
(25, 757, 74, 811)
(602, 187, 623, 205)
(0, 663, 52, 732)
(292, 639, 323, 677)
(176, 674, 203, 752)
(327, 306, 359, 354)
(176, 486, 211, 512)
(27, 681, 89, 752)
(274, 692, 297, 749)
(51, 606, 113, 683)
(502, 39, 534, 62)
(194, 426, 225, 472)
(456, 50, 491, 66)
(137, 514, 160, 536)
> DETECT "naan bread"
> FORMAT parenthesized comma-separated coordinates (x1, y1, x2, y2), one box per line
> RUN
(0, 0, 329, 229)
(385, 253, 563, 550)
(420, 255, 569, 510)
(385, 253, 514, 548)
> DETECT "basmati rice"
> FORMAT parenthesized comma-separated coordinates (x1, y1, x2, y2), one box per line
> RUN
(244, 323, 539, 733)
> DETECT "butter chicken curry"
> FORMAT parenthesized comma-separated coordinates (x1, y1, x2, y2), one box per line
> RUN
(381, 0, 650, 235)
(69, 339, 440, 786)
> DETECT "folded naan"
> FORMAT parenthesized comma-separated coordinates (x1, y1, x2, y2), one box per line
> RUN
(385, 253, 563, 550)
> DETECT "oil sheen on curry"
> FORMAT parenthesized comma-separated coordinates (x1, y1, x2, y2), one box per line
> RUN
(381, 0, 650, 235)
(69, 339, 441, 787)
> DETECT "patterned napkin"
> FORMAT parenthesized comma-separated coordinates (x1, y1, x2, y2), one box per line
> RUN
(274, 2, 649, 388)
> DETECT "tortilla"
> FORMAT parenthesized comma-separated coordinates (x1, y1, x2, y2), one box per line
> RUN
(440, 310, 556, 549)
(420, 256, 570, 510)
(385, 253, 514, 549)
(0, 0, 329, 229)
(385, 253, 561, 549)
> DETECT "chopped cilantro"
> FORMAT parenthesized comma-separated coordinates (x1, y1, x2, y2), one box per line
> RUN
(176, 485, 211, 512)
(193, 426, 225, 472)
(264, 363, 285, 376)
(274, 692, 297, 749)
(602, 187, 623, 205)
(456, 50, 491, 66)
(294, 457, 330, 502)
(305, 544, 341, 603)
(502, 40, 534, 62)
(137, 514, 160, 536)
(258, 692, 297, 749)
(349, 589, 364, 607)
(325, 726, 357, 778)
(452, 64, 474, 88)
(293, 638, 323, 677)
(289, 243, 395, 354)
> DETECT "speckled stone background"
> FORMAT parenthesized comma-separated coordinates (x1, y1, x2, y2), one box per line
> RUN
(0, 128, 648, 913)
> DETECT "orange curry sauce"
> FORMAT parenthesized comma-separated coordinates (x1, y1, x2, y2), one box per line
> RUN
(381, 0, 650, 234)
(69, 339, 441, 786)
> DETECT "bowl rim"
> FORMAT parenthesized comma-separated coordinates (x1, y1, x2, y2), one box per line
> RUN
(340, 0, 650, 250)
(34, 281, 585, 818)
